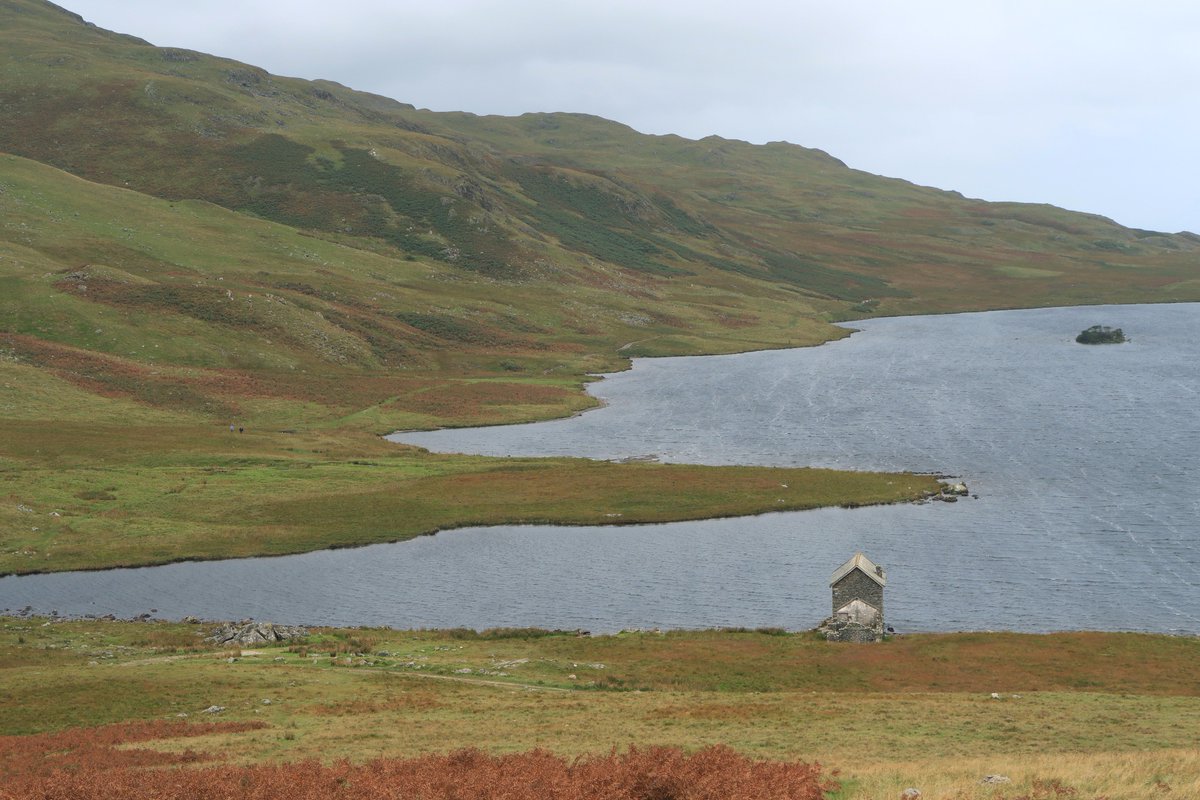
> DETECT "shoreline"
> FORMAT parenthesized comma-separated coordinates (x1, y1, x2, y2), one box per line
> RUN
(4, 611, 1196, 638)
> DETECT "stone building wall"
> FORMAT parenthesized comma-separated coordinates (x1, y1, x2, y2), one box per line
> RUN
(823, 620, 882, 643)
(831, 569, 883, 617)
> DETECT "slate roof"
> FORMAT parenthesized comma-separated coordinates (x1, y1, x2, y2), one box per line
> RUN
(829, 551, 886, 587)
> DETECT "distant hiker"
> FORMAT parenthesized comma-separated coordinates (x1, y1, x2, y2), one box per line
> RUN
(238, 427, 244, 434)
(229, 424, 235, 433)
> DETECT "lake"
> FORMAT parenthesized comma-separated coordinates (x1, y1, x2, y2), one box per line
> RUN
(3, 303, 1198, 633)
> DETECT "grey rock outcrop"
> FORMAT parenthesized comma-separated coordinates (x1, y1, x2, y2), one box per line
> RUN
(208, 621, 308, 646)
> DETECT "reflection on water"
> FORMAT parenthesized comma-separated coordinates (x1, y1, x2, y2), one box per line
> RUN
(4, 304, 1199, 633)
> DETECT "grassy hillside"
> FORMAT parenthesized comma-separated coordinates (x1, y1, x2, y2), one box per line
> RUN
(0, 149, 940, 575)
(3, 0, 1199, 327)
(4, 4, 1200, 797)
(0, 0, 1197, 576)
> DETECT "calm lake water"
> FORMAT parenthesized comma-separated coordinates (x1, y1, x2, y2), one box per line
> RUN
(3, 304, 1199, 633)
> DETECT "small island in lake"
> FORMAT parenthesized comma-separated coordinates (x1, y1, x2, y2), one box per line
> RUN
(1076, 325, 1127, 344)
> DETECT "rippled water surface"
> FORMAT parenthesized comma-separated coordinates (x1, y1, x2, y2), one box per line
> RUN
(4, 304, 1199, 633)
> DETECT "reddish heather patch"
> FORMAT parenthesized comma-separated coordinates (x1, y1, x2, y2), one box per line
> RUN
(1, 334, 245, 414)
(0, 742, 835, 800)
(0, 720, 265, 781)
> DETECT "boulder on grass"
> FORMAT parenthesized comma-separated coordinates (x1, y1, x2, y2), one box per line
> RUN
(208, 621, 308, 646)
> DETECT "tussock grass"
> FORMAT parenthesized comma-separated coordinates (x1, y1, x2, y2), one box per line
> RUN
(838, 749, 1200, 799)
(3, 621, 1200, 799)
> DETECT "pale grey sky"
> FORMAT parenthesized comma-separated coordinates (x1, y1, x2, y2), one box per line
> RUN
(65, 0, 1200, 233)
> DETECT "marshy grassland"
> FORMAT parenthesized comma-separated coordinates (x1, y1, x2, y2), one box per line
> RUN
(0, 412, 938, 575)
(3, 618, 1199, 799)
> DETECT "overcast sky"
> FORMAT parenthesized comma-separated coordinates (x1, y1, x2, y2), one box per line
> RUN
(66, 1, 1199, 233)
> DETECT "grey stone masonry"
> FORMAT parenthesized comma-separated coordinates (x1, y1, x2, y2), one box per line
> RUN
(831, 568, 884, 618)
(817, 616, 881, 643)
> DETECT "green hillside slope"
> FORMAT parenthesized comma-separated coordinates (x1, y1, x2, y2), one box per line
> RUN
(3, 0, 1197, 326)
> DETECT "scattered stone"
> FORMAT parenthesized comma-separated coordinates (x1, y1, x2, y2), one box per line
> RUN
(612, 454, 659, 464)
(208, 621, 308, 646)
(495, 658, 529, 668)
(183, 616, 200, 624)
(175, 713, 188, 718)
(900, 790, 922, 800)
(201, 705, 225, 714)
(453, 668, 473, 674)
(981, 775, 1011, 785)
(990, 692, 1002, 699)
(934, 481, 970, 501)
(261, 699, 272, 705)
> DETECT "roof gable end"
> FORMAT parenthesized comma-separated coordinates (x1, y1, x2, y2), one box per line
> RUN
(829, 552, 886, 587)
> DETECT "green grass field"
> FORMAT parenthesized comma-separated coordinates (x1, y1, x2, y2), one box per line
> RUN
(4, 618, 1199, 799)
(0, 413, 938, 574)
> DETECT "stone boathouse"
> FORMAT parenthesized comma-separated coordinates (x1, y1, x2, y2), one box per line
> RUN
(819, 552, 886, 642)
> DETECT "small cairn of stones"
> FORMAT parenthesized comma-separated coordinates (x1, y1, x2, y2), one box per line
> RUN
(207, 621, 308, 647)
